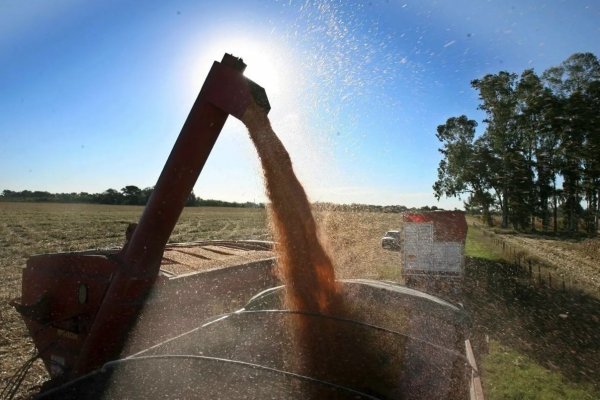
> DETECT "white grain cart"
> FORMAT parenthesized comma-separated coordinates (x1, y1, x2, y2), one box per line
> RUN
(384, 211, 468, 298)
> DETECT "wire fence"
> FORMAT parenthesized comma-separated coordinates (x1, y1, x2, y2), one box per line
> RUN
(475, 226, 586, 293)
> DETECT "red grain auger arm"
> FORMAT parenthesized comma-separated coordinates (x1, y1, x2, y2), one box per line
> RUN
(13, 54, 270, 380)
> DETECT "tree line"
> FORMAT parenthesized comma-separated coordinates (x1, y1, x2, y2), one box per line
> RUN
(0, 186, 264, 208)
(434, 52, 600, 234)
(312, 202, 444, 213)
(1, 188, 446, 214)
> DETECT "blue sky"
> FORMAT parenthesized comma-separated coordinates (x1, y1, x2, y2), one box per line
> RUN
(1, 0, 599, 208)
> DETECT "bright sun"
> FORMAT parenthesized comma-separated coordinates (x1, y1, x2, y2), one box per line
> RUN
(194, 36, 292, 102)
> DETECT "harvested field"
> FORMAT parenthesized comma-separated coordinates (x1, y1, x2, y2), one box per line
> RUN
(0, 202, 403, 399)
(315, 209, 404, 280)
(3, 203, 598, 399)
(498, 234, 600, 290)
(0, 203, 267, 399)
(471, 218, 600, 294)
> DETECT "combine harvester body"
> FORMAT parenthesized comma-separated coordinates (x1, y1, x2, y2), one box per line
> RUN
(12, 55, 483, 399)
(13, 54, 276, 380)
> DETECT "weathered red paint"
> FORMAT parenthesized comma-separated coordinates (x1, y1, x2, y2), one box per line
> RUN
(403, 211, 468, 242)
(17, 253, 118, 377)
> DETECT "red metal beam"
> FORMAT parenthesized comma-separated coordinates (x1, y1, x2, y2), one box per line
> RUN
(73, 54, 269, 376)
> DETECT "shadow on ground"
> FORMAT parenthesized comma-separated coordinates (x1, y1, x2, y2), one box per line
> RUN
(463, 256, 600, 390)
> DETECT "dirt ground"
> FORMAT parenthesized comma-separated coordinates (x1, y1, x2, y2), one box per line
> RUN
(471, 217, 600, 295)
(498, 234, 600, 290)
(3, 203, 598, 399)
(0, 202, 403, 399)
(0, 203, 267, 399)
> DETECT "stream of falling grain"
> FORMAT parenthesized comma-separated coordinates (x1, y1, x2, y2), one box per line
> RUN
(241, 102, 338, 315)
(241, 102, 399, 398)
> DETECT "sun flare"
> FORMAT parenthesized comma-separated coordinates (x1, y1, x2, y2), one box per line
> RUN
(193, 35, 294, 103)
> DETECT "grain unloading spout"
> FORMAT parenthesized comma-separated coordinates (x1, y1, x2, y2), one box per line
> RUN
(120, 53, 270, 281)
(76, 54, 271, 376)
(13, 54, 271, 379)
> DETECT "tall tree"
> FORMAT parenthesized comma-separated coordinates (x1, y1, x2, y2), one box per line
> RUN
(98, 188, 123, 205)
(580, 81, 600, 233)
(433, 52, 599, 234)
(543, 53, 600, 232)
(515, 69, 561, 231)
(433, 116, 495, 225)
(471, 72, 520, 228)
(121, 185, 143, 205)
(568, 57, 600, 233)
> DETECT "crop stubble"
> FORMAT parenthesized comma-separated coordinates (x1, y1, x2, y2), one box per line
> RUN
(3, 202, 599, 398)
(0, 202, 402, 398)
